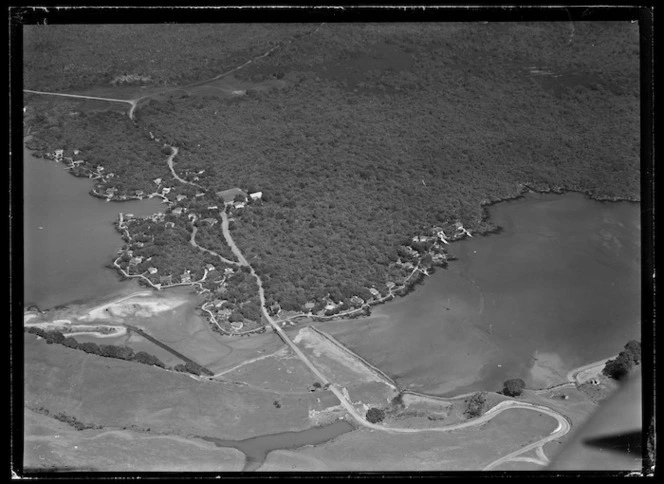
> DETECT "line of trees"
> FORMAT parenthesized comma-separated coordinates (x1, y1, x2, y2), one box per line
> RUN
(27, 327, 166, 369)
(602, 340, 641, 381)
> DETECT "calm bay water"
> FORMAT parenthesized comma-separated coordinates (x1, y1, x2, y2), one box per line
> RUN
(324, 192, 641, 396)
(23, 145, 165, 310)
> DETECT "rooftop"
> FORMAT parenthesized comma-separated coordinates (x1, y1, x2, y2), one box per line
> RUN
(216, 187, 247, 203)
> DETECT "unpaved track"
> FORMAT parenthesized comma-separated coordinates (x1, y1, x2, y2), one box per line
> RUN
(219, 209, 572, 472)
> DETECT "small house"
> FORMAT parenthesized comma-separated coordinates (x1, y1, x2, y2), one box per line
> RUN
(207, 205, 218, 211)
(230, 321, 244, 331)
(205, 264, 216, 272)
(54, 149, 64, 160)
(350, 296, 364, 306)
(304, 302, 316, 311)
(135, 190, 145, 197)
(162, 187, 172, 195)
(153, 177, 162, 185)
(195, 192, 206, 198)
(224, 267, 234, 275)
(436, 231, 449, 244)
(234, 202, 246, 209)
(369, 288, 380, 297)
(249, 191, 263, 201)
(171, 207, 183, 217)
(73, 149, 80, 155)
(201, 218, 218, 226)
(165, 221, 175, 229)
(147, 267, 158, 274)
(176, 194, 188, 202)
(160, 275, 173, 285)
(180, 272, 192, 284)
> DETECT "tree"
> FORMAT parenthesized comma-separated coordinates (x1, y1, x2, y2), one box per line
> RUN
(44, 330, 66, 345)
(502, 378, 526, 397)
(366, 407, 386, 424)
(464, 392, 487, 418)
(229, 311, 244, 323)
(184, 361, 202, 376)
(603, 340, 641, 381)
(602, 353, 633, 381)
(623, 340, 641, 365)
(391, 393, 405, 410)
(62, 337, 80, 349)
(133, 351, 165, 368)
(78, 341, 101, 356)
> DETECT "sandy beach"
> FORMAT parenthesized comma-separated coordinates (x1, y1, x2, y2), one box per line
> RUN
(81, 292, 189, 322)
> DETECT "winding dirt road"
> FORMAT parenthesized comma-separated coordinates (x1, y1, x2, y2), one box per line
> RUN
(566, 357, 615, 384)
(218, 209, 572, 472)
(482, 401, 571, 470)
(165, 146, 203, 189)
(189, 216, 240, 266)
(26, 24, 573, 469)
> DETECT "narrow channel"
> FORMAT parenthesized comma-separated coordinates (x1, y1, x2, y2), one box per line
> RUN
(199, 419, 355, 471)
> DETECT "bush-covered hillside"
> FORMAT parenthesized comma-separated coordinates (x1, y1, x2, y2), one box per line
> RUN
(23, 22, 640, 311)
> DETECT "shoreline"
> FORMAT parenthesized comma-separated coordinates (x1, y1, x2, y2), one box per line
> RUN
(22, 137, 638, 401)
(474, 182, 640, 237)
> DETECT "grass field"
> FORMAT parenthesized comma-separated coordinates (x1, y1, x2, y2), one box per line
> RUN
(24, 334, 336, 441)
(261, 405, 559, 471)
(24, 408, 244, 472)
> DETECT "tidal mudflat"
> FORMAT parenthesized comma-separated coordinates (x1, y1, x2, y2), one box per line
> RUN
(325, 192, 640, 396)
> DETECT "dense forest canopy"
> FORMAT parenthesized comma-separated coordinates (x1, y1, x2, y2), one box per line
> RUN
(23, 22, 640, 311)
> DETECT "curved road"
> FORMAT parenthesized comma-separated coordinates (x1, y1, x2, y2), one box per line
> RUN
(219, 209, 571, 473)
(166, 146, 203, 189)
(483, 401, 571, 470)
(27, 26, 570, 467)
(189, 216, 240, 266)
(566, 356, 615, 384)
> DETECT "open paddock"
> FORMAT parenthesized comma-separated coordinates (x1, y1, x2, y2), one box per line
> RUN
(24, 408, 244, 472)
(25, 333, 336, 441)
(261, 405, 559, 471)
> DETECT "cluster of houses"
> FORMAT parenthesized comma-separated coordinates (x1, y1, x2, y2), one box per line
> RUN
(49, 149, 119, 199)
